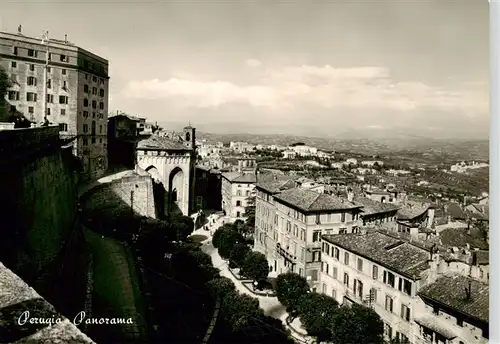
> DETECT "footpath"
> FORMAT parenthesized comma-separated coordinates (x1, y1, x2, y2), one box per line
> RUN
(192, 220, 312, 344)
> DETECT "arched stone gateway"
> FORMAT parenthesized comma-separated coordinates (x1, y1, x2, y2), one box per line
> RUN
(136, 126, 196, 216)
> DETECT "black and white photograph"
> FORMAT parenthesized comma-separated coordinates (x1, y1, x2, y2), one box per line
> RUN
(0, 1, 493, 343)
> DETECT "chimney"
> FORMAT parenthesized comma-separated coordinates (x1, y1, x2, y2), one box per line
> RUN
(465, 280, 472, 300)
(64, 34, 68, 42)
(17, 25, 22, 34)
(347, 189, 354, 202)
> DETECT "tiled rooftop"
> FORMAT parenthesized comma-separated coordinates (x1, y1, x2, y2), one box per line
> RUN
(255, 179, 297, 194)
(274, 188, 361, 213)
(418, 274, 489, 323)
(397, 201, 430, 220)
(322, 231, 431, 279)
(353, 196, 400, 216)
(0, 262, 95, 343)
(439, 227, 489, 250)
(222, 172, 257, 183)
(137, 135, 189, 151)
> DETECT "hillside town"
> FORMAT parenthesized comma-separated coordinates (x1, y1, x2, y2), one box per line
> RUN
(0, 19, 491, 344)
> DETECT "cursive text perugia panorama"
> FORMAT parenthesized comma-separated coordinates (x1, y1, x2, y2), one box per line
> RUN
(17, 311, 134, 326)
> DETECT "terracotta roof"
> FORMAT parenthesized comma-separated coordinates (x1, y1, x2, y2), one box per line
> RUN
(322, 231, 431, 279)
(439, 227, 489, 250)
(222, 172, 257, 183)
(137, 135, 189, 151)
(353, 196, 400, 216)
(274, 188, 361, 213)
(256, 179, 297, 194)
(418, 274, 489, 323)
(397, 202, 429, 220)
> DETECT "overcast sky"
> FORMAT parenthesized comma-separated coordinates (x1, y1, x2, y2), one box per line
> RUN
(0, 0, 489, 138)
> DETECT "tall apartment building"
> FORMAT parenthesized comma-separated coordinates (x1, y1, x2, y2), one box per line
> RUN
(253, 183, 363, 290)
(221, 171, 257, 222)
(0, 28, 109, 178)
(320, 231, 489, 344)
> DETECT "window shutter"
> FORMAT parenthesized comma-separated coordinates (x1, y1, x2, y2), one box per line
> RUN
(398, 278, 403, 291)
(383, 271, 387, 283)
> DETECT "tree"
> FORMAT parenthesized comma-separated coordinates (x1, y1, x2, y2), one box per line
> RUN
(221, 292, 264, 331)
(275, 272, 310, 314)
(218, 228, 244, 259)
(241, 251, 269, 282)
(330, 304, 384, 344)
(229, 242, 251, 268)
(170, 215, 194, 241)
(0, 65, 11, 120)
(297, 292, 339, 343)
(207, 277, 236, 299)
(244, 195, 256, 228)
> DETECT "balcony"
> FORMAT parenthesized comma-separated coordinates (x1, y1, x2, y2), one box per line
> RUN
(276, 243, 297, 263)
(308, 241, 322, 249)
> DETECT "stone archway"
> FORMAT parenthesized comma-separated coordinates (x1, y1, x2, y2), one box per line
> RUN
(145, 165, 166, 217)
(168, 167, 185, 215)
(145, 165, 161, 182)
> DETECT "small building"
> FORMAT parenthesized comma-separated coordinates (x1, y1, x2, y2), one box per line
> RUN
(221, 172, 257, 222)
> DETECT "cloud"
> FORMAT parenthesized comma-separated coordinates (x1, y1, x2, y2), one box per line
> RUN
(245, 58, 262, 68)
(122, 64, 488, 113)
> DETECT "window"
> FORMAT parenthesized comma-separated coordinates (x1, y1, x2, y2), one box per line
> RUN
(83, 111, 89, 117)
(370, 288, 378, 303)
(63, 81, 67, 89)
(312, 231, 321, 242)
(91, 121, 96, 135)
(300, 229, 306, 241)
(62, 69, 66, 75)
(324, 243, 330, 255)
(312, 251, 321, 262)
(91, 137, 96, 144)
(83, 98, 89, 107)
(48, 53, 52, 61)
(398, 278, 412, 295)
(59, 95, 68, 104)
(310, 270, 318, 281)
(353, 279, 363, 298)
(100, 78, 104, 84)
(83, 124, 88, 133)
(357, 258, 363, 271)
(92, 100, 97, 109)
(385, 295, 393, 312)
(99, 124, 103, 134)
(400, 304, 410, 322)
(99, 88, 105, 97)
(27, 76, 37, 86)
(83, 138, 88, 146)
(47, 108, 51, 116)
(334, 247, 340, 260)
(29, 64, 35, 71)
(315, 214, 321, 224)
(344, 252, 349, 265)
(372, 265, 378, 280)
(47, 79, 52, 89)
(47, 66, 51, 73)
(99, 101, 104, 110)
(26, 92, 37, 102)
(384, 323, 392, 339)
(10, 105, 16, 112)
(13, 47, 18, 55)
(343, 273, 349, 287)
(28, 49, 37, 57)
(383, 271, 395, 288)
(433, 305, 439, 315)
(60, 54, 67, 62)
(8, 91, 19, 101)
(332, 266, 338, 279)
(236, 201, 241, 206)
(59, 123, 68, 131)
(61, 109, 66, 116)
(457, 317, 464, 327)
(332, 289, 336, 299)
(28, 106, 34, 113)
(11, 61, 16, 68)
(322, 283, 327, 294)
(46, 94, 53, 103)
(93, 76, 97, 83)
(84, 85, 89, 93)
(341, 212, 346, 222)
(92, 87, 97, 95)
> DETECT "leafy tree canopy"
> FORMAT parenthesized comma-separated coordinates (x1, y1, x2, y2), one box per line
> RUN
(229, 242, 251, 268)
(330, 304, 385, 344)
(275, 272, 310, 313)
(297, 292, 339, 343)
(241, 251, 269, 282)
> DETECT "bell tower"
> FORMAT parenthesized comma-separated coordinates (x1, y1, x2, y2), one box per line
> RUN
(183, 125, 196, 150)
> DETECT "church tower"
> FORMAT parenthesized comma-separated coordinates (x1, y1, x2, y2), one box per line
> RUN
(183, 125, 196, 150)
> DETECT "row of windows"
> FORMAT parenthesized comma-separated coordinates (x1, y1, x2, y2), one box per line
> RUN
(14, 46, 70, 63)
(322, 243, 413, 295)
(82, 122, 104, 135)
(83, 84, 105, 97)
(10, 61, 106, 84)
(8, 91, 69, 105)
(83, 98, 105, 109)
(83, 111, 105, 119)
(11, 62, 68, 75)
